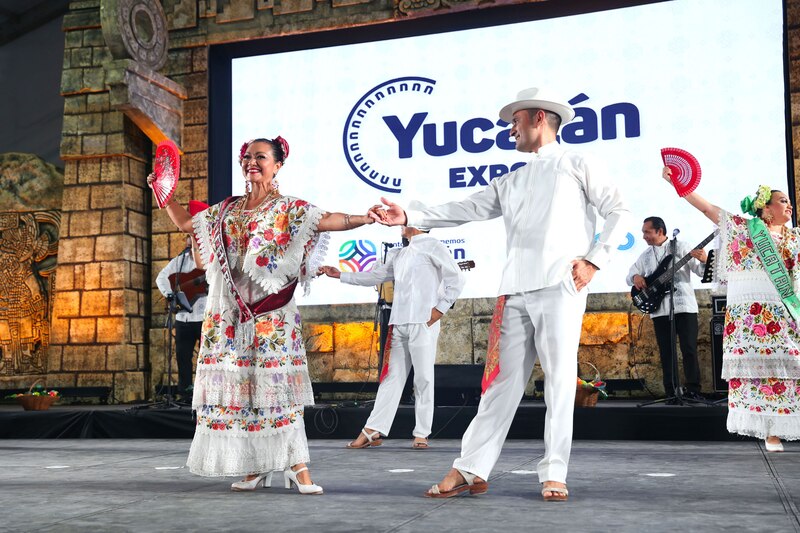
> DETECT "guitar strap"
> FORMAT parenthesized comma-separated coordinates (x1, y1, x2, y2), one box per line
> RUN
(746, 217, 800, 322)
(175, 247, 188, 298)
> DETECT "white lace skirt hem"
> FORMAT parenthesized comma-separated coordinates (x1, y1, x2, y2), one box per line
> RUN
(186, 422, 311, 477)
(727, 408, 800, 441)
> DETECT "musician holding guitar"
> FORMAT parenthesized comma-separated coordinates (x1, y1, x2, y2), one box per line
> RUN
(155, 235, 208, 401)
(627, 216, 708, 401)
(318, 217, 465, 450)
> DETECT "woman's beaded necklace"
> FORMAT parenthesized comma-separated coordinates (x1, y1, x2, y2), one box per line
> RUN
(232, 189, 280, 256)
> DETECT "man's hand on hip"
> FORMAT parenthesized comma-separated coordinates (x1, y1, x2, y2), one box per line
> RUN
(571, 259, 598, 292)
(427, 308, 443, 327)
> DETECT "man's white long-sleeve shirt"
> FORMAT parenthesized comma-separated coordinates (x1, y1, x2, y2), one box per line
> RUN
(155, 249, 207, 323)
(405, 141, 631, 296)
(340, 234, 465, 325)
(625, 238, 706, 318)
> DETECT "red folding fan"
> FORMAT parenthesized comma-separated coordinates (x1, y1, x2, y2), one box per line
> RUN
(152, 139, 181, 208)
(188, 200, 209, 216)
(661, 147, 701, 198)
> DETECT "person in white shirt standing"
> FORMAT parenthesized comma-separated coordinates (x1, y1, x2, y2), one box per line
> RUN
(318, 217, 465, 450)
(627, 216, 708, 401)
(368, 87, 631, 501)
(155, 235, 208, 402)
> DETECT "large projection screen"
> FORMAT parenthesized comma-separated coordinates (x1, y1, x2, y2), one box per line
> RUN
(209, 0, 792, 306)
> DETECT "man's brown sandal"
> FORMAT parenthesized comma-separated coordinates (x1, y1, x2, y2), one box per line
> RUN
(346, 429, 383, 449)
(541, 485, 568, 502)
(425, 469, 488, 498)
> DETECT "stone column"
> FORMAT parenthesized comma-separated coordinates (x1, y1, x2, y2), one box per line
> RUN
(52, 0, 184, 402)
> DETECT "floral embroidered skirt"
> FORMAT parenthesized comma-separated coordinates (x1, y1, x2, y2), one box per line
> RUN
(187, 404, 311, 477)
(185, 303, 316, 477)
(727, 377, 800, 441)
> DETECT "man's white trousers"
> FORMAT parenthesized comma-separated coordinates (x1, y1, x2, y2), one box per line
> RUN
(365, 322, 440, 438)
(453, 281, 587, 483)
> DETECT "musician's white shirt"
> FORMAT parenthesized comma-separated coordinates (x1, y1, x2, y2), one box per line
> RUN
(156, 249, 207, 322)
(626, 239, 706, 317)
(340, 234, 465, 325)
(405, 140, 630, 295)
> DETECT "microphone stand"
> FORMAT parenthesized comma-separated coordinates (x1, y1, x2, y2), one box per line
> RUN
(129, 251, 193, 412)
(375, 243, 393, 375)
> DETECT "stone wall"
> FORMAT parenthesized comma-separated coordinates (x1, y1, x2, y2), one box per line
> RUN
(46, 0, 800, 402)
(49, 1, 153, 401)
(300, 292, 713, 397)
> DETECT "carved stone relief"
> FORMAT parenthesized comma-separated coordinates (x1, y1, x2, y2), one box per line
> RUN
(101, 0, 169, 70)
(0, 212, 60, 376)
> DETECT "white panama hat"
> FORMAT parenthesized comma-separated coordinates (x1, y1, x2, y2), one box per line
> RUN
(498, 87, 575, 125)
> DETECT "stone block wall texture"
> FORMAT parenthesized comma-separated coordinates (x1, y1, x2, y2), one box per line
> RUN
(47, 0, 800, 401)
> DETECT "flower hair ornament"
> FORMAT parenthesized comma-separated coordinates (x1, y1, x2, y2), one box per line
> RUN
(239, 140, 253, 163)
(238, 137, 290, 163)
(740, 185, 773, 216)
(274, 136, 290, 161)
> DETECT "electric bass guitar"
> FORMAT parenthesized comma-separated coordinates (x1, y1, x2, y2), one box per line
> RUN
(167, 268, 208, 305)
(630, 230, 718, 313)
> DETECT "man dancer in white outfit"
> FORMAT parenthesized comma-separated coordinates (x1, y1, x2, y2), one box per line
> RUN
(369, 87, 630, 500)
(318, 219, 465, 449)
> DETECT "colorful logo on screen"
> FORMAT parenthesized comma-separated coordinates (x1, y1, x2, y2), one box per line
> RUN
(338, 240, 377, 272)
(342, 76, 641, 193)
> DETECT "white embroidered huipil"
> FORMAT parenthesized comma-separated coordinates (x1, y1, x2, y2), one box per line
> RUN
(625, 239, 706, 318)
(406, 141, 630, 294)
(340, 234, 465, 437)
(185, 196, 327, 477)
(716, 210, 800, 440)
(407, 140, 631, 483)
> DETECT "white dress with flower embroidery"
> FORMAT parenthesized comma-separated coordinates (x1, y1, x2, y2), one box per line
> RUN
(186, 196, 328, 476)
(717, 210, 800, 441)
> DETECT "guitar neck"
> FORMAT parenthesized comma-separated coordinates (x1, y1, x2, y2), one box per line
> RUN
(458, 260, 475, 271)
(654, 230, 718, 286)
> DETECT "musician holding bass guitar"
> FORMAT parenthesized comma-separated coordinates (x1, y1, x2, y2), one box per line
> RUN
(155, 235, 208, 401)
(626, 216, 708, 401)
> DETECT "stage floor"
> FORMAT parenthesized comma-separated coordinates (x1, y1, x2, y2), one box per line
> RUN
(1, 439, 797, 532)
(0, 400, 737, 440)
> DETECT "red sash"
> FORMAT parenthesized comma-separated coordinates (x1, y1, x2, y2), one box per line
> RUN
(251, 280, 297, 316)
(481, 296, 506, 394)
(212, 197, 255, 325)
(379, 325, 394, 383)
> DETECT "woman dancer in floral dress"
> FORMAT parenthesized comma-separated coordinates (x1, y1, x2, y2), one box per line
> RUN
(662, 168, 800, 452)
(150, 137, 376, 492)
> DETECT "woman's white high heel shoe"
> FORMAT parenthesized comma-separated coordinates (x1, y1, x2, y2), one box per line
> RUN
(765, 439, 784, 453)
(284, 466, 323, 495)
(230, 471, 274, 492)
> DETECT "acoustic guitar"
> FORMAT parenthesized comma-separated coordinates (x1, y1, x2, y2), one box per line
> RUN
(167, 268, 208, 305)
(630, 230, 717, 313)
(378, 260, 475, 304)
